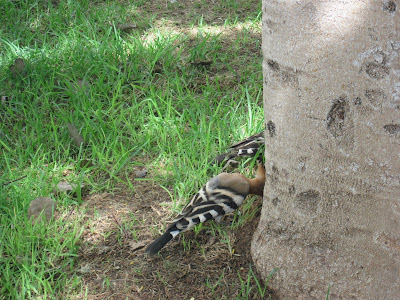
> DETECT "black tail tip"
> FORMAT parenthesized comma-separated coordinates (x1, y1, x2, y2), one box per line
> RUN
(144, 231, 175, 256)
(144, 244, 160, 256)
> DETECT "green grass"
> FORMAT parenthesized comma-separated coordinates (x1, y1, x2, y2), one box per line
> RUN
(0, 183, 83, 298)
(236, 265, 278, 299)
(1, 0, 265, 298)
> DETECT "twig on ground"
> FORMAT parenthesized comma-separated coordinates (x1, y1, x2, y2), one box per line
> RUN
(2, 175, 27, 186)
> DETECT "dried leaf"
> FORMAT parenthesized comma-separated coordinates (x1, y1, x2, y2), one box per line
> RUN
(67, 123, 85, 147)
(128, 240, 146, 251)
(78, 263, 91, 274)
(150, 205, 163, 217)
(205, 235, 217, 247)
(98, 246, 111, 255)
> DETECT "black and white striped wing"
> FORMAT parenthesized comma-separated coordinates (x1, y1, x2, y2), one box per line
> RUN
(228, 131, 265, 157)
(210, 131, 265, 166)
(172, 177, 246, 233)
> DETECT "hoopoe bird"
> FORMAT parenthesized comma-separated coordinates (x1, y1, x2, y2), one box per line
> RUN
(210, 131, 265, 169)
(145, 162, 265, 255)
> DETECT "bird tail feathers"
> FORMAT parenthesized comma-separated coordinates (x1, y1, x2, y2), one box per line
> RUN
(145, 229, 175, 255)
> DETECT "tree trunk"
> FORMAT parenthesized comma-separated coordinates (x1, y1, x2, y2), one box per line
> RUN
(252, 1, 400, 299)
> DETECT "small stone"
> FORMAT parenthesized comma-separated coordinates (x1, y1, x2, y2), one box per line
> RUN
(134, 169, 148, 178)
(56, 181, 78, 192)
(28, 197, 56, 224)
(55, 180, 87, 198)
(67, 123, 85, 147)
(9, 58, 26, 77)
(114, 23, 137, 31)
(70, 79, 90, 94)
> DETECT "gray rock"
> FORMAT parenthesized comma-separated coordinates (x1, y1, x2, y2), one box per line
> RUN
(28, 197, 56, 224)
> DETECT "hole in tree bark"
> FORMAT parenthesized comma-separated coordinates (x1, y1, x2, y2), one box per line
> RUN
(326, 95, 349, 138)
(383, 1, 396, 12)
(267, 59, 280, 71)
(383, 124, 400, 135)
(267, 120, 276, 137)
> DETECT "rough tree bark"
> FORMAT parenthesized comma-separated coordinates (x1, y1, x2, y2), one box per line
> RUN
(252, 1, 400, 299)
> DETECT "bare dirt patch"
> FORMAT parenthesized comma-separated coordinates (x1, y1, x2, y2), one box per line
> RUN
(138, 0, 261, 27)
(75, 167, 275, 299)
